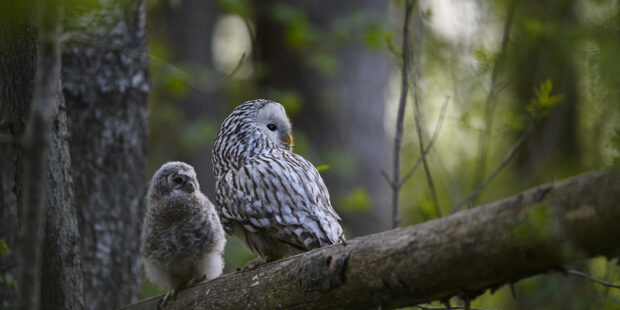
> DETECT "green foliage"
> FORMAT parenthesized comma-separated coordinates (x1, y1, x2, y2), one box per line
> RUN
(140, 275, 164, 299)
(315, 164, 329, 172)
(223, 237, 255, 272)
(179, 120, 218, 154)
(527, 79, 563, 120)
(0, 239, 10, 256)
(609, 127, 620, 165)
(337, 188, 371, 213)
(218, 0, 252, 18)
(271, 4, 317, 50)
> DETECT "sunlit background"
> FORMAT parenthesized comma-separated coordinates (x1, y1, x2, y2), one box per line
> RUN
(143, 0, 620, 308)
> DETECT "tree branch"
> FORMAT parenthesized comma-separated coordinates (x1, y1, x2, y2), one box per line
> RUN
(390, 0, 414, 229)
(121, 168, 620, 310)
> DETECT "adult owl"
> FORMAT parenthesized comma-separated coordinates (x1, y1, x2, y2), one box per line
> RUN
(141, 162, 226, 308)
(213, 99, 344, 268)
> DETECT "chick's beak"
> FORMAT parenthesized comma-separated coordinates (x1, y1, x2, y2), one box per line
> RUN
(183, 181, 195, 193)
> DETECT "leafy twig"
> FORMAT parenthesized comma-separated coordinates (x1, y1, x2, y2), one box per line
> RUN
(389, 0, 414, 229)
(452, 120, 534, 214)
(567, 269, 620, 290)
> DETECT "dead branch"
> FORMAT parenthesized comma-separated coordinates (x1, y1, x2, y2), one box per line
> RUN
(121, 168, 620, 310)
(566, 269, 620, 290)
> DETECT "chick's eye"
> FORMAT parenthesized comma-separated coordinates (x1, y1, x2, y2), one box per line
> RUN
(267, 123, 277, 131)
(173, 177, 183, 184)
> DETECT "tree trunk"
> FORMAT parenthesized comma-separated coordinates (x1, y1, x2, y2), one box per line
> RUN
(0, 2, 38, 308)
(41, 94, 85, 310)
(121, 168, 620, 310)
(61, 0, 149, 308)
(1, 2, 85, 309)
(255, 0, 391, 234)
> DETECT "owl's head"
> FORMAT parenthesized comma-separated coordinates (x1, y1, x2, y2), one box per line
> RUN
(215, 99, 293, 160)
(149, 161, 199, 199)
(254, 101, 293, 151)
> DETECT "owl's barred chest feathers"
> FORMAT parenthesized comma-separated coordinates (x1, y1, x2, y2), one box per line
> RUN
(213, 99, 344, 261)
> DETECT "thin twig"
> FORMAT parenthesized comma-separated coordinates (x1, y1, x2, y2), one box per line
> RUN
(567, 269, 620, 289)
(410, 9, 441, 218)
(390, 0, 414, 229)
(400, 96, 449, 186)
(451, 121, 534, 214)
(68, 37, 245, 95)
(472, 0, 517, 195)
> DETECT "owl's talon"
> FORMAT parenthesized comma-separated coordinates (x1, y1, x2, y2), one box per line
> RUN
(183, 274, 207, 289)
(158, 289, 177, 309)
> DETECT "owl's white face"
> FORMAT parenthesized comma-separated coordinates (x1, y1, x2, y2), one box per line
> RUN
(255, 102, 293, 151)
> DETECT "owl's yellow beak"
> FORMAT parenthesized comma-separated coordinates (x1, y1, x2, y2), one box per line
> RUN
(287, 135, 293, 146)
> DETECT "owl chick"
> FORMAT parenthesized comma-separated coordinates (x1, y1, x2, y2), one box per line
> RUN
(213, 99, 344, 268)
(141, 162, 226, 308)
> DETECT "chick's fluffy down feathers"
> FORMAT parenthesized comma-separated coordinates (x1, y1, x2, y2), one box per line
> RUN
(141, 162, 226, 294)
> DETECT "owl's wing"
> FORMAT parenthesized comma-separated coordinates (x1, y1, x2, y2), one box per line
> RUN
(218, 151, 343, 250)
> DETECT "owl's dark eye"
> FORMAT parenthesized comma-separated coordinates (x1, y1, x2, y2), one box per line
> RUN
(267, 123, 277, 131)
(173, 177, 183, 184)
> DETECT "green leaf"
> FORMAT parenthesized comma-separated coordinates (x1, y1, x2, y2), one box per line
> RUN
(315, 164, 329, 172)
(527, 78, 563, 120)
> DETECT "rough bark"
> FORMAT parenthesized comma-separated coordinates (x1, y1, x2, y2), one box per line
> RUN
(41, 95, 85, 310)
(0, 1, 41, 309)
(255, 0, 391, 234)
(62, 0, 149, 308)
(121, 168, 620, 310)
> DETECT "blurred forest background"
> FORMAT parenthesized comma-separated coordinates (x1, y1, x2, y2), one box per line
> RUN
(0, 0, 619, 308)
(143, 0, 620, 308)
